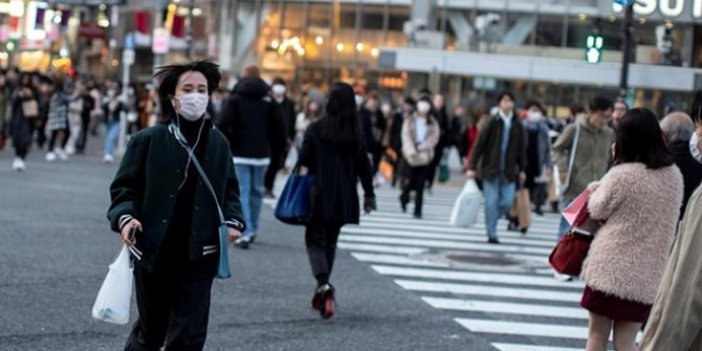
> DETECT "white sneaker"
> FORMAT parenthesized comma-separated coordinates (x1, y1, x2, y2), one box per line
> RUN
(103, 154, 114, 163)
(12, 157, 25, 171)
(65, 145, 75, 155)
(46, 152, 57, 162)
(56, 149, 69, 161)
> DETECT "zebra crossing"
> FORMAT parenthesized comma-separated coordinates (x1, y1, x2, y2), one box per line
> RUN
(340, 184, 591, 351)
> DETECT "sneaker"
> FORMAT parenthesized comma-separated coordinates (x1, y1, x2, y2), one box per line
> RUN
(234, 236, 252, 249)
(263, 190, 275, 199)
(103, 154, 114, 163)
(56, 149, 69, 161)
(12, 158, 25, 171)
(487, 237, 500, 244)
(65, 144, 75, 155)
(46, 152, 57, 162)
(553, 271, 574, 282)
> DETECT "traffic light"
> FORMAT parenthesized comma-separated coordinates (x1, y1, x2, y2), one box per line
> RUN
(585, 34, 604, 64)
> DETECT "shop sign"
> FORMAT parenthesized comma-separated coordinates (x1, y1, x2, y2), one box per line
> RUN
(46, 0, 125, 5)
(152, 28, 170, 55)
(601, 0, 702, 22)
(78, 22, 106, 40)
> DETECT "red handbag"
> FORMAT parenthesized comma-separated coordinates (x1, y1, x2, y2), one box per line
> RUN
(549, 190, 601, 276)
(549, 230, 594, 276)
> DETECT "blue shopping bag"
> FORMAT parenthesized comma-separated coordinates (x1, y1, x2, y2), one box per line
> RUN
(275, 172, 316, 225)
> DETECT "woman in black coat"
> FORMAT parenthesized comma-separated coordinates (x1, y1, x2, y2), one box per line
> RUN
(9, 72, 39, 171)
(298, 82, 376, 319)
(107, 61, 245, 351)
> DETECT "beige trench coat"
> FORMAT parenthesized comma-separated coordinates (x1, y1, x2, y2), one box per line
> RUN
(640, 184, 702, 351)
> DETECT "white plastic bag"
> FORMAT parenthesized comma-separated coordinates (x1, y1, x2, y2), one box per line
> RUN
(92, 245, 134, 325)
(449, 179, 481, 227)
(284, 147, 298, 170)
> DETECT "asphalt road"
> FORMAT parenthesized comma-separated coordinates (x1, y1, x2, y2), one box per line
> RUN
(0, 146, 493, 350)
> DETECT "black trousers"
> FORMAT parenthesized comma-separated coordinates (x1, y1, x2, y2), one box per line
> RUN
(425, 147, 443, 189)
(125, 264, 214, 351)
(48, 128, 70, 152)
(400, 165, 429, 216)
(76, 113, 90, 152)
(527, 181, 547, 211)
(264, 149, 285, 192)
(305, 222, 343, 285)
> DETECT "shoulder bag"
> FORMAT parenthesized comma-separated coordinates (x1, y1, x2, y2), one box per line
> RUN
(275, 164, 316, 225)
(559, 123, 581, 196)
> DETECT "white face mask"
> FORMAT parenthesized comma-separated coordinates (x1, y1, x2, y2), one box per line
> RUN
(175, 93, 209, 121)
(381, 105, 392, 115)
(355, 95, 364, 108)
(417, 101, 431, 114)
(527, 111, 543, 122)
(272, 84, 286, 96)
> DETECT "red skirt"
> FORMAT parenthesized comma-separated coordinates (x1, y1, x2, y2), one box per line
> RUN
(581, 286, 652, 323)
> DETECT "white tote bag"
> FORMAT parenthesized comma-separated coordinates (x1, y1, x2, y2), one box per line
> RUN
(449, 179, 481, 227)
(92, 245, 134, 325)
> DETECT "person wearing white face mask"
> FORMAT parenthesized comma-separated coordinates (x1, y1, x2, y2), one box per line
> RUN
(108, 61, 245, 350)
(522, 100, 552, 216)
(265, 77, 297, 198)
(399, 96, 440, 218)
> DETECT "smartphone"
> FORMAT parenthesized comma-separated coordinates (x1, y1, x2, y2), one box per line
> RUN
(129, 226, 138, 243)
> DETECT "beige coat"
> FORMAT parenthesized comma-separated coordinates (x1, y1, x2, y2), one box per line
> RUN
(552, 119, 615, 199)
(401, 114, 440, 162)
(584, 163, 683, 304)
(640, 184, 702, 351)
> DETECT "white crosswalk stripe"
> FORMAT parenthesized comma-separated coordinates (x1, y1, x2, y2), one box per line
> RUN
(269, 181, 612, 349)
(342, 184, 594, 350)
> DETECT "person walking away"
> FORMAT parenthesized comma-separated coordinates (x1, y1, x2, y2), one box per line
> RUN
(46, 79, 71, 162)
(467, 92, 526, 244)
(75, 82, 96, 154)
(33, 74, 51, 149)
(523, 100, 552, 215)
(298, 82, 376, 319)
(295, 100, 321, 150)
(8, 72, 39, 171)
(581, 108, 683, 351)
(450, 105, 467, 165)
(65, 82, 84, 155)
(108, 61, 245, 351)
(426, 93, 450, 192)
(102, 83, 125, 163)
(217, 65, 286, 249)
(399, 96, 440, 219)
(265, 77, 296, 198)
(659, 112, 702, 218)
(88, 83, 103, 135)
(360, 91, 386, 177)
(609, 97, 628, 131)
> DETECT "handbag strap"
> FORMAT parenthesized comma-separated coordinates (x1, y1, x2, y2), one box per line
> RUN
(171, 125, 225, 225)
(564, 123, 581, 190)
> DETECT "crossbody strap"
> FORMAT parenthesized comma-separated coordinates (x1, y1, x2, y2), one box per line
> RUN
(172, 126, 225, 225)
(564, 123, 581, 189)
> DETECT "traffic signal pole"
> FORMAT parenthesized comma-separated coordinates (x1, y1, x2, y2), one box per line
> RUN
(620, 3, 634, 97)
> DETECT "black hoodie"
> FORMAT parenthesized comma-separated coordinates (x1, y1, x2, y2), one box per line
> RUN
(217, 77, 286, 159)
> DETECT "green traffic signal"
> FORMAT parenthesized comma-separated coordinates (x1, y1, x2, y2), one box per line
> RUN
(585, 34, 603, 64)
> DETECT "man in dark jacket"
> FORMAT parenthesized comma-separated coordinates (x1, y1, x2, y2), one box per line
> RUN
(660, 112, 702, 219)
(467, 92, 526, 244)
(264, 77, 296, 198)
(359, 91, 386, 175)
(217, 66, 285, 248)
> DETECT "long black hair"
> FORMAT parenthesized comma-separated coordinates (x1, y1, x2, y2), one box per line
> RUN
(613, 108, 673, 169)
(153, 60, 221, 123)
(690, 90, 702, 125)
(317, 82, 364, 153)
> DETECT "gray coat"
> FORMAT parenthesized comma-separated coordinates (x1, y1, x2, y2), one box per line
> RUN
(523, 120, 552, 178)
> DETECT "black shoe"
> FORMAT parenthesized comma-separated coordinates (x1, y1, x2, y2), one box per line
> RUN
(263, 190, 275, 199)
(551, 201, 559, 213)
(487, 237, 500, 244)
(413, 213, 422, 219)
(507, 222, 518, 232)
(319, 284, 336, 319)
(312, 287, 324, 311)
(399, 197, 408, 213)
(534, 208, 544, 216)
(520, 227, 528, 235)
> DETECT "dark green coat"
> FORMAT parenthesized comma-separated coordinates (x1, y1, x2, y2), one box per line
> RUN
(107, 123, 245, 271)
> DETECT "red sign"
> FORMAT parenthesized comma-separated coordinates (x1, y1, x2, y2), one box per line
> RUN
(78, 22, 106, 40)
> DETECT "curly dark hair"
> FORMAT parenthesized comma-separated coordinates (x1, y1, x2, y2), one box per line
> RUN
(153, 60, 221, 123)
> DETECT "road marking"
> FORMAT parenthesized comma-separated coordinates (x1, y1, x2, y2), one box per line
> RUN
(350, 253, 450, 268)
(336, 243, 426, 255)
(340, 235, 554, 256)
(394, 280, 582, 302)
(422, 297, 587, 319)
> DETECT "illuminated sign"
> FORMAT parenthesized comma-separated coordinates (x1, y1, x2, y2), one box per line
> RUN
(602, 0, 702, 22)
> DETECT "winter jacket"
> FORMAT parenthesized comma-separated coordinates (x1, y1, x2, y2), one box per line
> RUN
(668, 140, 702, 219)
(277, 96, 296, 141)
(217, 77, 286, 159)
(47, 92, 69, 131)
(524, 120, 552, 178)
(360, 107, 386, 154)
(640, 184, 702, 351)
(401, 114, 440, 163)
(107, 122, 245, 272)
(552, 119, 615, 199)
(469, 114, 527, 182)
(583, 163, 683, 304)
(9, 88, 38, 150)
(298, 121, 375, 225)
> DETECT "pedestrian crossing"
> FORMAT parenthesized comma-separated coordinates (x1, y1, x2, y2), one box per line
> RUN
(266, 181, 611, 350)
(342, 185, 592, 351)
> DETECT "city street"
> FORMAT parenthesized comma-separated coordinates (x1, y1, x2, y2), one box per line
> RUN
(0, 146, 590, 351)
